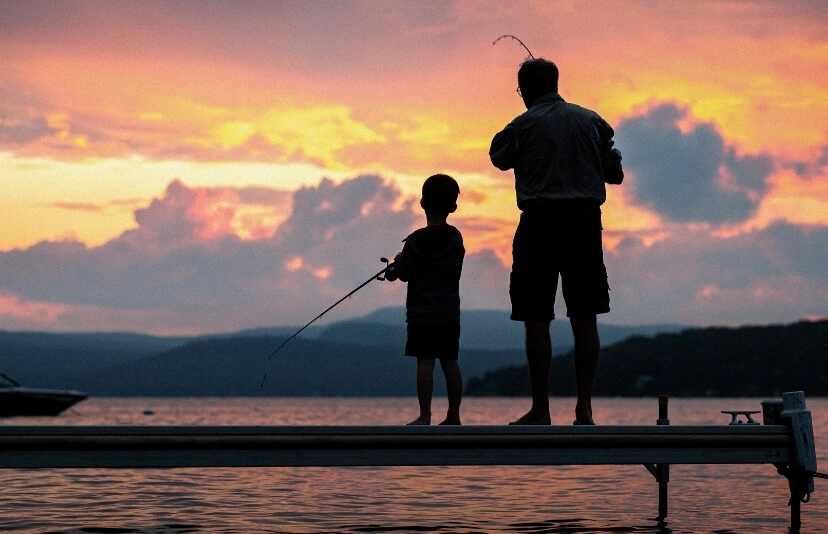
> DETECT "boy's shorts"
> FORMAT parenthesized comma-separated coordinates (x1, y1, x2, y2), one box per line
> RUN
(510, 201, 610, 322)
(405, 322, 460, 360)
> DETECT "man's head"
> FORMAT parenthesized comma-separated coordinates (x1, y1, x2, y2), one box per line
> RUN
(420, 174, 459, 216)
(517, 58, 559, 108)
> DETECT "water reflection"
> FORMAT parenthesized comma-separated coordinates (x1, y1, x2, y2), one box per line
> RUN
(337, 518, 675, 533)
(45, 526, 201, 534)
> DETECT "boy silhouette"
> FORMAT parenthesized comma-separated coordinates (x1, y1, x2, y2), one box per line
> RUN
(385, 174, 465, 425)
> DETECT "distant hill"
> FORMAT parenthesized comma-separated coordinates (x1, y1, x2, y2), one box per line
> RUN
(0, 309, 693, 396)
(318, 307, 685, 351)
(466, 319, 828, 397)
(82, 336, 526, 397)
(0, 331, 191, 390)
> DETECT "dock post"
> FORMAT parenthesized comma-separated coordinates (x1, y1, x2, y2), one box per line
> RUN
(780, 391, 817, 532)
(656, 394, 670, 521)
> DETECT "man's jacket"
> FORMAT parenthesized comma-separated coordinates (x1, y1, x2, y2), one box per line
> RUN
(490, 93, 623, 210)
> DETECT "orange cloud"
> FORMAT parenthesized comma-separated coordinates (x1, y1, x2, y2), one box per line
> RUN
(753, 168, 828, 228)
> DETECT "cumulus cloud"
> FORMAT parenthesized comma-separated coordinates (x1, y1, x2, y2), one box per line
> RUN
(617, 103, 775, 223)
(0, 172, 825, 333)
(461, 249, 510, 310)
(0, 176, 419, 332)
(606, 221, 828, 326)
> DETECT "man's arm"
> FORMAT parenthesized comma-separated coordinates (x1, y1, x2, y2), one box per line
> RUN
(489, 126, 519, 171)
(602, 143, 624, 185)
(596, 119, 624, 185)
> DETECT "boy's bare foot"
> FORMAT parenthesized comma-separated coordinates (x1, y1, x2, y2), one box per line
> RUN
(438, 417, 461, 425)
(508, 410, 551, 425)
(406, 416, 431, 426)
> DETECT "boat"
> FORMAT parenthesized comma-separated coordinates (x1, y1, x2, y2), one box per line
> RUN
(0, 373, 87, 417)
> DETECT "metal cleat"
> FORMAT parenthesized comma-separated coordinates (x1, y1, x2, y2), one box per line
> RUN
(722, 410, 761, 425)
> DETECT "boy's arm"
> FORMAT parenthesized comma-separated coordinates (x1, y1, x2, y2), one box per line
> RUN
(384, 239, 414, 282)
(391, 240, 414, 282)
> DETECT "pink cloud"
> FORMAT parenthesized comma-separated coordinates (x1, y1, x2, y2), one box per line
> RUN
(0, 294, 70, 328)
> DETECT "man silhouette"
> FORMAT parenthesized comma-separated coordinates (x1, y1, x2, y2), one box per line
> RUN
(490, 58, 623, 425)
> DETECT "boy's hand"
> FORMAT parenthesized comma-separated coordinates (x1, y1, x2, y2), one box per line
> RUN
(384, 264, 398, 281)
(384, 252, 402, 281)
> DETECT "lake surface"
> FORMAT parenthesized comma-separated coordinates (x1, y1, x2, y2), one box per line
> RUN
(1, 397, 826, 533)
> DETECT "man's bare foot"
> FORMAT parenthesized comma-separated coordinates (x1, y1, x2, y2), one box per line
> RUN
(438, 417, 461, 425)
(574, 408, 594, 425)
(508, 410, 551, 425)
(406, 416, 431, 425)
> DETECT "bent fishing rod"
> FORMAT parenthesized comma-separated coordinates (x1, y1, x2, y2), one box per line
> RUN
(493, 34, 534, 58)
(261, 257, 390, 387)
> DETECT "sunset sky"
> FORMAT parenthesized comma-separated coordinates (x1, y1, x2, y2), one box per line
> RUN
(1, 0, 827, 335)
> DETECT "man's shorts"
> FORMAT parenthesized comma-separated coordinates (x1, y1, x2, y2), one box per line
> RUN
(510, 200, 610, 322)
(405, 322, 460, 360)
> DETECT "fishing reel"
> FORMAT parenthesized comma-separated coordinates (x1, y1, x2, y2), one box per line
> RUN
(377, 257, 390, 281)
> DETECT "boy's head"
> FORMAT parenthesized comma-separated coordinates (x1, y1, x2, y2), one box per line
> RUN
(420, 174, 459, 216)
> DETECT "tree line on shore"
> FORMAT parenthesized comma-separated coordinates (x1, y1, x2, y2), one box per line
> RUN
(466, 319, 828, 397)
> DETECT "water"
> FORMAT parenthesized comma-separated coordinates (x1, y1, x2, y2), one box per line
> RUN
(1, 397, 826, 533)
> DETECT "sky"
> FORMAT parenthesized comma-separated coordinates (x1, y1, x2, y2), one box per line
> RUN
(1, 0, 827, 335)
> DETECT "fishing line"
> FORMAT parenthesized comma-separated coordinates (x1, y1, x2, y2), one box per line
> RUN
(493, 34, 535, 59)
(260, 258, 390, 387)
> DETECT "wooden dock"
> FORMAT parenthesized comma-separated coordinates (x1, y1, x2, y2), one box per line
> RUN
(0, 423, 796, 468)
(0, 391, 818, 530)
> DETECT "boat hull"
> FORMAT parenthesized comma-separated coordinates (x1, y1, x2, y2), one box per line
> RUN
(0, 388, 87, 417)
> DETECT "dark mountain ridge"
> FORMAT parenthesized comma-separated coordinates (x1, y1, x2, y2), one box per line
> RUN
(466, 319, 828, 397)
(3, 311, 820, 397)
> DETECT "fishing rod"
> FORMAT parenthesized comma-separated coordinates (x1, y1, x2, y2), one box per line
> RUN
(493, 34, 535, 59)
(260, 257, 391, 387)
